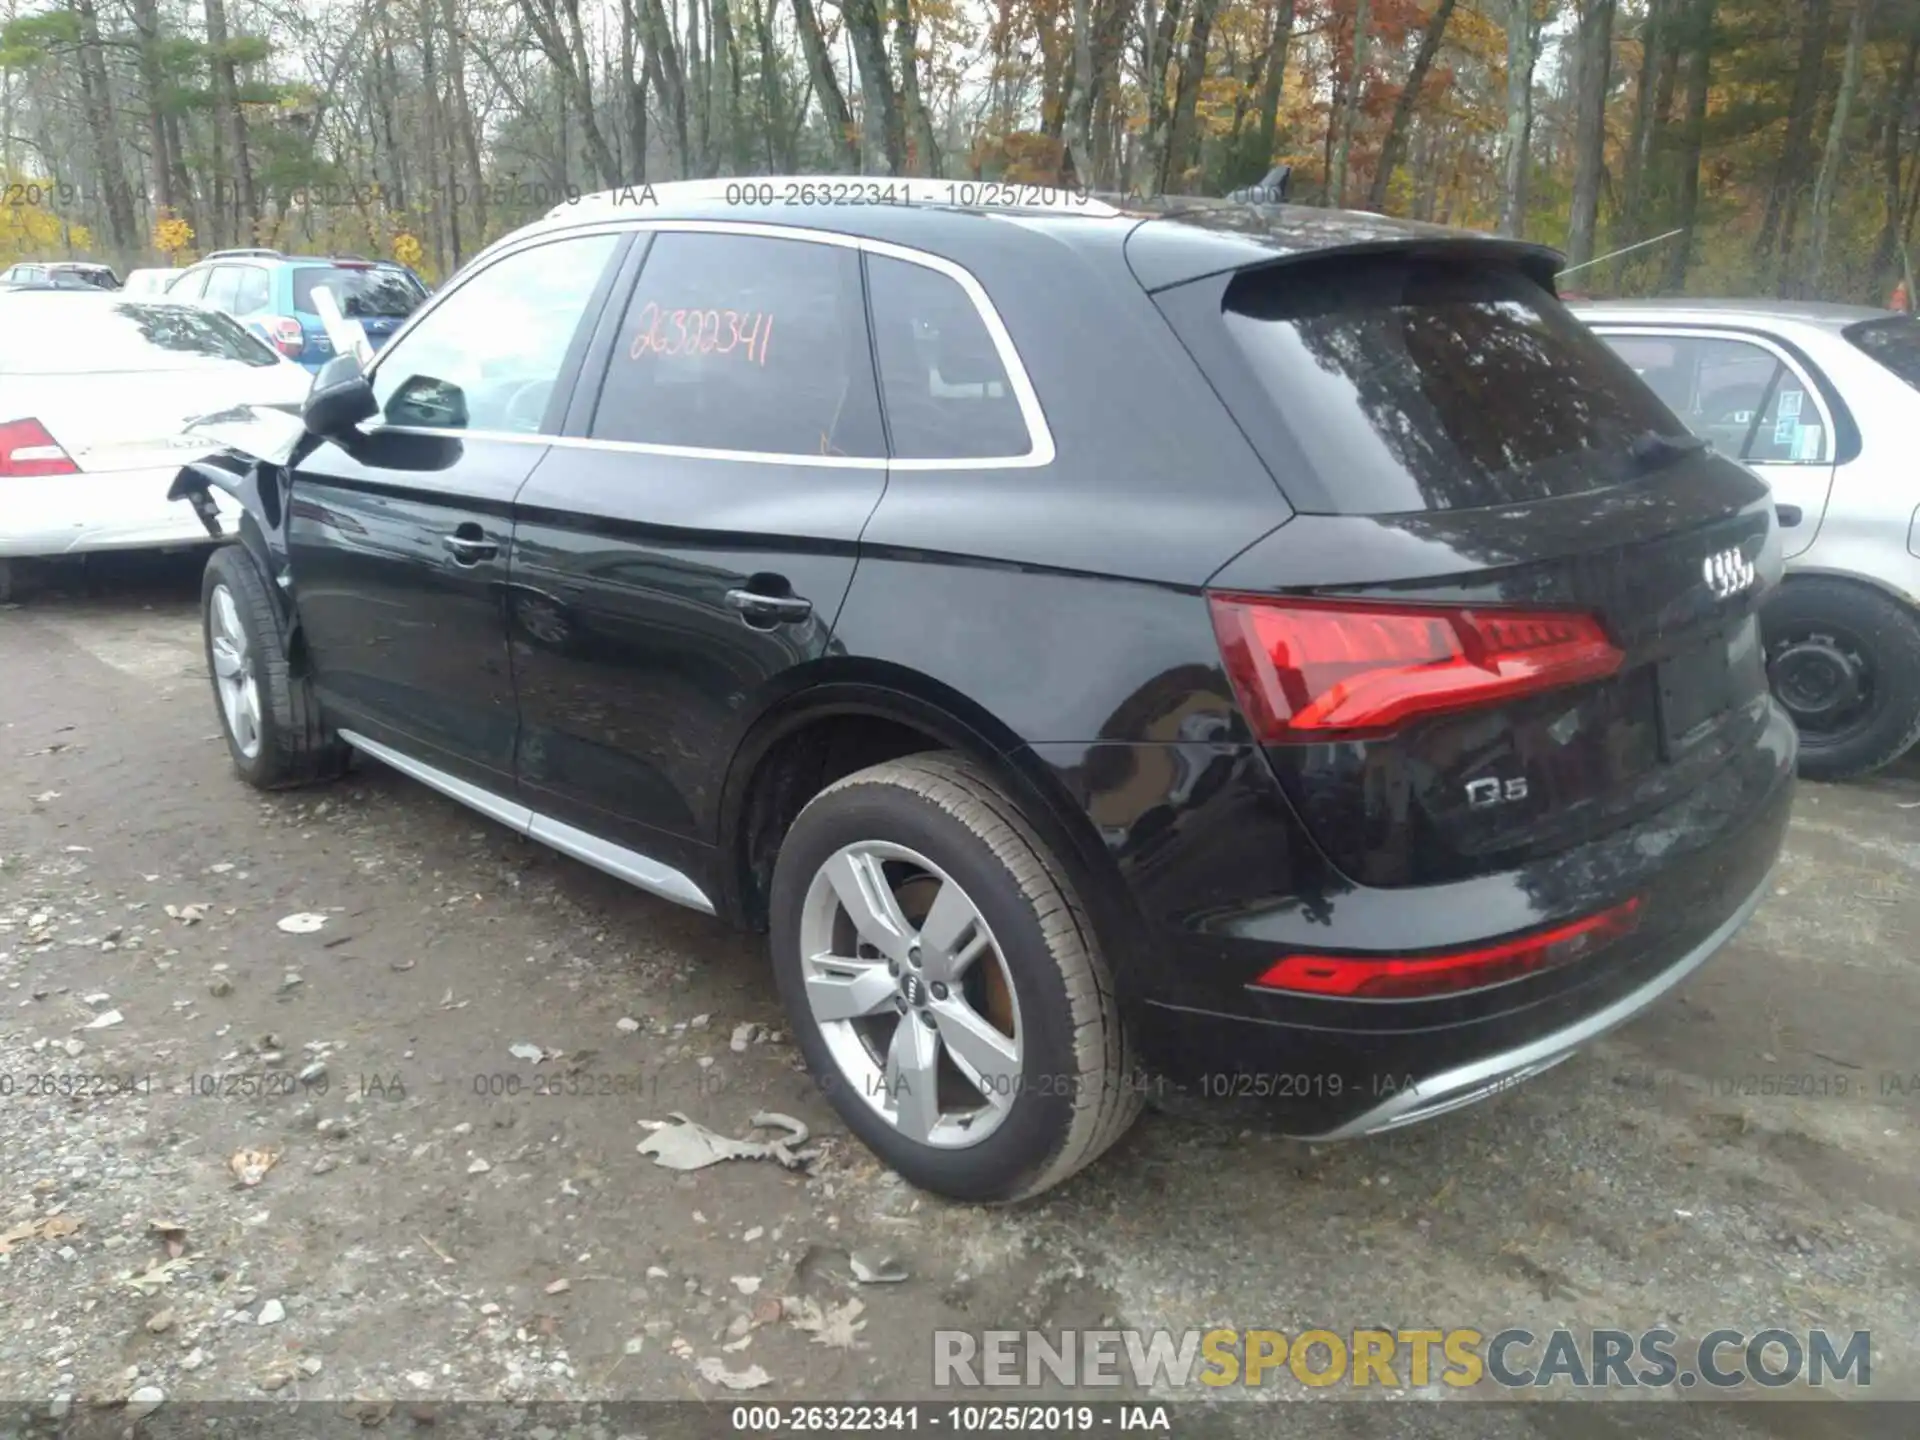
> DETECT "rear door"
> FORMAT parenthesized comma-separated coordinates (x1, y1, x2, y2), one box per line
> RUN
(1592, 326, 1839, 558)
(285, 230, 628, 790)
(507, 227, 887, 867)
(1151, 247, 1780, 890)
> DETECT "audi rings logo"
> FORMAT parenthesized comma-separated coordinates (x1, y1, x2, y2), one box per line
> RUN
(1703, 547, 1756, 600)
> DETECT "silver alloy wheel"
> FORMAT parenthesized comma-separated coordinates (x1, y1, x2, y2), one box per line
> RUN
(209, 583, 262, 760)
(797, 841, 1024, 1148)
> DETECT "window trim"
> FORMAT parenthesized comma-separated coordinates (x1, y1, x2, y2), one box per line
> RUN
(1590, 324, 1839, 467)
(365, 218, 1054, 471)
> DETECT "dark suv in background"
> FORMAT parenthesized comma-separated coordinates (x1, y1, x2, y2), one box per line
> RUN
(174, 181, 1795, 1203)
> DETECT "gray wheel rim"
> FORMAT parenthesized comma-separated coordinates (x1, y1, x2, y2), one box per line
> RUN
(209, 583, 262, 761)
(798, 841, 1024, 1149)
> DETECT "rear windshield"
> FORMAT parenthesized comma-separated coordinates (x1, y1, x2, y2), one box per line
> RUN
(292, 266, 421, 319)
(1204, 256, 1680, 514)
(0, 298, 281, 373)
(1844, 314, 1920, 390)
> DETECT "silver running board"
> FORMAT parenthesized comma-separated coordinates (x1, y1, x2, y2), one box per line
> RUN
(337, 729, 717, 916)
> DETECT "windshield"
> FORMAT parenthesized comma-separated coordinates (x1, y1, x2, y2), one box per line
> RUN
(1843, 314, 1920, 391)
(1203, 256, 1681, 514)
(0, 298, 282, 373)
(292, 266, 421, 319)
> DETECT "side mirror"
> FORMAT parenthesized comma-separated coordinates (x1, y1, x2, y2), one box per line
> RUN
(302, 352, 378, 440)
(385, 374, 469, 430)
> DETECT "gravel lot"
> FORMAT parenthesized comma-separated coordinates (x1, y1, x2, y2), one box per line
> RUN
(2, 553, 1917, 1435)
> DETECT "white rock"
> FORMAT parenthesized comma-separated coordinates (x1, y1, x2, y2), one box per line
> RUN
(257, 1299, 286, 1326)
(646, 1266, 669, 1279)
(127, 1386, 165, 1419)
(299, 1357, 323, 1376)
(730, 1276, 762, 1295)
(623, 1337, 645, 1355)
(83, 993, 112, 1007)
(84, 1009, 124, 1030)
(467, 1158, 492, 1174)
(179, 1348, 206, 1372)
(615, 1017, 641, 1033)
(61, 1039, 85, 1058)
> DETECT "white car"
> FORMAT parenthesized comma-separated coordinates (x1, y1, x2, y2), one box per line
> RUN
(121, 267, 184, 298)
(1577, 299, 1920, 780)
(0, 291, 312, 597)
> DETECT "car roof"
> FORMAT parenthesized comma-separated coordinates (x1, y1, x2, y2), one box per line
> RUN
(522, 177, 1564, 292)
(1573, 297, 1894, 331)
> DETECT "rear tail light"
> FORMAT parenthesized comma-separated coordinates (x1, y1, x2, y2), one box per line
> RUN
(1208, 593, 1624, 741)
(1256, 898, 1643, 999)
(264, 316, 305, 357)
(0, 418, 79, 477)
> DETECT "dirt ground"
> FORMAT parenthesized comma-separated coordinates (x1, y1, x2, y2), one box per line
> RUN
(3, 552, 1918, 1436)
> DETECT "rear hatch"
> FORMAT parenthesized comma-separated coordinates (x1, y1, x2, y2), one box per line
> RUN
(1143, 235, 1781, 889)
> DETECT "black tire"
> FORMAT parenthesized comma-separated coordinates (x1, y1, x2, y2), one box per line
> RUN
(769, 753, 1140, 1203)
(201, 544, 349, 789)
(1763, 577, 1920, 782)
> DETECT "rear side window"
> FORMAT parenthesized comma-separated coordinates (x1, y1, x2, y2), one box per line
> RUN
(232, 266, 271, 313)
(1599, 333, 1829, 464)
(1845, 314, 1920, 391)
(867, 256, 1030, 460)
(591, 232, 884, 459)
(1186, 256, 1678, 514)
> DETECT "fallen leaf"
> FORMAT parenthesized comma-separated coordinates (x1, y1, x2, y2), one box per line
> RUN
(125, 1256, 191, 1293)
(636, 1112, 816, 1172)
(0, 1214, 83, 1256)
(695, 1357, 772, 1391)
(149, 1219, 189, 1258)
(508, 1042, 546, 1063)
(228, 1146, 281, 1187)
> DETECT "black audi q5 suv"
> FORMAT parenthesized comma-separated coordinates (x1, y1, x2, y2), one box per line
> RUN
(174, 179, 1795, 1203)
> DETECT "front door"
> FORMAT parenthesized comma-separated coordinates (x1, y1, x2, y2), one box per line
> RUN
(286, 229, 629, 789)
(1595, 327, 1840, 559)
(507, 228, 890, 872)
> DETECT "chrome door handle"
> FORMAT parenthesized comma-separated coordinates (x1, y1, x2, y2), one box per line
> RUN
(725, 589, 812, 625)
(443, 533, 498, 564)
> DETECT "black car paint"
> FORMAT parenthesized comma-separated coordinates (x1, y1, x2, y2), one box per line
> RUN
(172, 196, 1796, 1137)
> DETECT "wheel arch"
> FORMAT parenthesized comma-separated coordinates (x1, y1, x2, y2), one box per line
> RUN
(714, 662, 1138, 958)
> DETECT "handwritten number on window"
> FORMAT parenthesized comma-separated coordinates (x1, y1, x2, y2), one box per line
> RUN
(630, 301, 773, 366)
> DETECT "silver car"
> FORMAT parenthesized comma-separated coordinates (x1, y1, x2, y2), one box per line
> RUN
(1577, 299, 1920, 781)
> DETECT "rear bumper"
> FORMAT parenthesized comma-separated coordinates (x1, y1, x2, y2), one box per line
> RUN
(1308, 868, 1771, 1139)
(1029, 698, 1797, 1136)
(0, 469, 240, 558)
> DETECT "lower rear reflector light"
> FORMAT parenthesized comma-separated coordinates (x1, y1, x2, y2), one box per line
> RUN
(1208, 593, 1624, 741)
(1255, 898, 1643, 999)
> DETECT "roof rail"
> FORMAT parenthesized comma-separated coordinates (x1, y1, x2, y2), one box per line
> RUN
(205, 247, 284, 260)
(549, 176, 1124, 221)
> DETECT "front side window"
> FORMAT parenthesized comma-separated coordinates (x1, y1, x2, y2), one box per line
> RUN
(201, 265, 244, 311)
(590, 232, 884, 458)
(1598, 333, 1829, 465)
(370, 233, 621, 435)
(168, 268, 211, 300)
(867, 255, 1030, 460)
